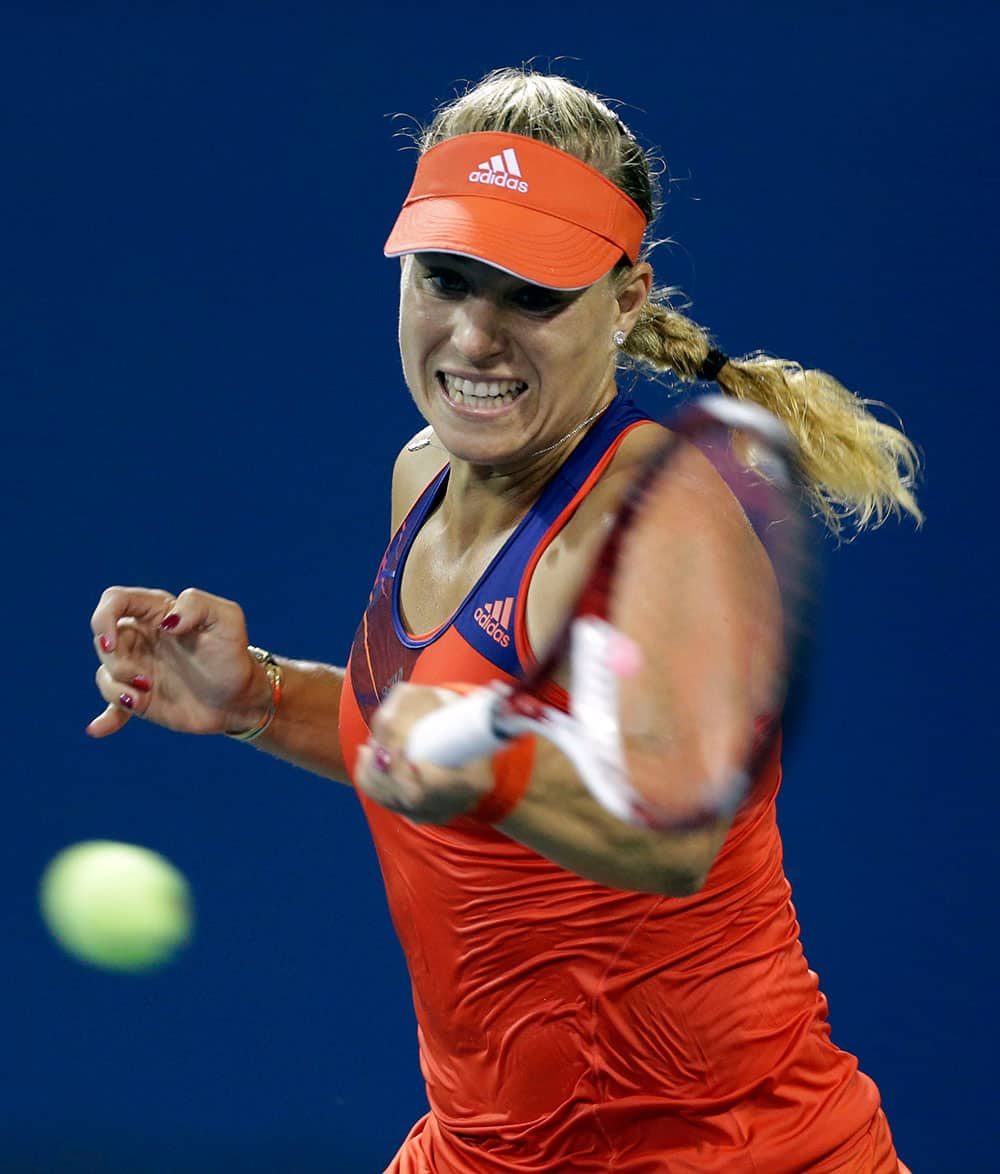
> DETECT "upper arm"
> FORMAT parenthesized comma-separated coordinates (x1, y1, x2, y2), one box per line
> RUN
(532, 417, 781, 697)
(520, 423, 780, 884)
(610, 440, 783, 833)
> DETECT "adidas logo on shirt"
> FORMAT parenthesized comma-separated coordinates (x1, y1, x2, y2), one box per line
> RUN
(468, 147, 529, 193)
(474, 596, 514, 648)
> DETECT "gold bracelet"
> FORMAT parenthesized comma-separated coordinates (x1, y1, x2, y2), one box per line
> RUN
(225, 646, 283, 742)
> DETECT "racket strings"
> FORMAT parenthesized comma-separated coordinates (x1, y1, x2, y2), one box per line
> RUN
(605, 421, 808, 824)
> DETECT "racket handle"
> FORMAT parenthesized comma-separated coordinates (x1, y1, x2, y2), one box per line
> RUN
(405, 686, 510, 767)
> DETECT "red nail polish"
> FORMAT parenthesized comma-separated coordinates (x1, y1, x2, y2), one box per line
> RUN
(131, 675, 152, 692)
(119, 692, 134, 710)
(159, 614, 180, 631)
(99, 633, 114, 653)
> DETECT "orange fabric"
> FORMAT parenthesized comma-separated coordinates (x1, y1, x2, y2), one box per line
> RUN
(341, 663, 900, 1173)
(465, 734, 536, 825)
(384, 132, 647, 289)
(337, 415, 903, 1171)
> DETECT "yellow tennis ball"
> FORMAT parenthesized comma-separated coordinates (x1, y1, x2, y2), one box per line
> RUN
(39, 840, 193, 973)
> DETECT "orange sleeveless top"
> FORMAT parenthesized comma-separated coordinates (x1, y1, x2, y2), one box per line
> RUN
(339, 398, 899, 1172)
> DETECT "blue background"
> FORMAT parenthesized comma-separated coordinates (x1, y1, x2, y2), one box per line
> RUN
(3, 3, 996, 1170)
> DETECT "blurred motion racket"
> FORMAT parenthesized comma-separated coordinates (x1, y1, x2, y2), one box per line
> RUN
(406, 395, 813, 829)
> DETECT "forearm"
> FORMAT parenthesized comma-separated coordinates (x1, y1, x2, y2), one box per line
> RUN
(495, 736, 731, 896)
(360, 683, 732, 893)
(241, 658, 351, 784)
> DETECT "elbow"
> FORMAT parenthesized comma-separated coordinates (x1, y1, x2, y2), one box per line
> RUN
(638, 823, 728, 897)
(607, 828, 717, 896)
(608, 859, 708, 897)
(649, 860, 710, 898)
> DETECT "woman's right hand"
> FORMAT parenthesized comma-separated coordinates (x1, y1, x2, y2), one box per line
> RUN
(87, 586, 272, 739)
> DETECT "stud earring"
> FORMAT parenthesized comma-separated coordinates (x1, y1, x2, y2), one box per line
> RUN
(613, 330, 627, 347)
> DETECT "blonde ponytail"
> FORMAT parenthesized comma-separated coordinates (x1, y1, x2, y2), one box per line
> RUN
(420, 66, 922, 534)
(624, 293, 923, 534)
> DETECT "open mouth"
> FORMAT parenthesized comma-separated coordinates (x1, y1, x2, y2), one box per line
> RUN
(439, 372, 529, 410)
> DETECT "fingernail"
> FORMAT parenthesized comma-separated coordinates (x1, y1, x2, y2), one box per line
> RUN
(99, 633, 114, 653)
(373, 745, 393, 773)
(119, 692, 135, 710)
(159, 614, 180, 631)
(131, 675, 152, 692)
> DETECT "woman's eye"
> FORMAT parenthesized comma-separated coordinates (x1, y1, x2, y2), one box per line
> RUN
(512, 287, 564, 315)
(423, 269, 468, 296)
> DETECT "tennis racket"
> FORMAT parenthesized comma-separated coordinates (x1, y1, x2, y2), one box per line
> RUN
(406, 395, 813, 830)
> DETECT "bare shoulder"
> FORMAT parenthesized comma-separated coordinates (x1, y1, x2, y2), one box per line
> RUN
(390, 428, 449, 532)
(577, 418, 668, 517)
(576, 416, 763, 539)
(559, 418, 680, 544)
(527, 416, 769, 664)
(588, 414, 780, 611)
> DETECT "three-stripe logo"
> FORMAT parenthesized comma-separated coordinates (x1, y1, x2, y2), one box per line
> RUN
(474, 596, 514, 648)
(468, 147, 529, 193)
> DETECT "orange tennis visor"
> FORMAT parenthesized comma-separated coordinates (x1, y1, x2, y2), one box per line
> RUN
(384, 132, 647, 290)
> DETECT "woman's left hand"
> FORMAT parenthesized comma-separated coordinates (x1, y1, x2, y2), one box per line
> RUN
(355, 683, 493, 824)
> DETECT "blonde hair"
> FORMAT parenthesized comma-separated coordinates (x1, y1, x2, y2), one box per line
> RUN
(421, 68, 922, 534)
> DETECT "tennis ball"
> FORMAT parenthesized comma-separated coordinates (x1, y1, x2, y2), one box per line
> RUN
(39, 840, 193, 973)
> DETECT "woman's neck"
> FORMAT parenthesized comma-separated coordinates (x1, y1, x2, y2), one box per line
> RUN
(436, 394, 616, 552)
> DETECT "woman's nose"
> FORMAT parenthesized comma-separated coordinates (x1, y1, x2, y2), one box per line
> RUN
(450, 297, 509, 363)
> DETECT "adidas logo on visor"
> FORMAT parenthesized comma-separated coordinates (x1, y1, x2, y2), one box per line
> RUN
(468, 147, 528, 194)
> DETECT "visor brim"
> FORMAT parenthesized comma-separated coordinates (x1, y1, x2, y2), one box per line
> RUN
(384, 197, 627, 291)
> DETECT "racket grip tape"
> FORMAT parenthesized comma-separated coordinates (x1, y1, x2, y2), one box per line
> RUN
(405, 686, 510, 767)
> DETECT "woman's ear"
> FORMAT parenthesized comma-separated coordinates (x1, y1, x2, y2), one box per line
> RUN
(614, 262, 653, 332)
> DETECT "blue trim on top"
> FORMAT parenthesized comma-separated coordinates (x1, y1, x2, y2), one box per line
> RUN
(389, 394, 652, 669)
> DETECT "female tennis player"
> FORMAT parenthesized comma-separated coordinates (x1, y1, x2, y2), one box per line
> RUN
(89, 68, 918, 1172)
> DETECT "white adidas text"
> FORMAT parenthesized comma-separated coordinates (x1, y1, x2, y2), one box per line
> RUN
(468, 170, 528, 193)
(469, 147, 528, 194)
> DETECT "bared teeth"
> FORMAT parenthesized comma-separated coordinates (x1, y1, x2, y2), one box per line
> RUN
(441, 372, 528, 404)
